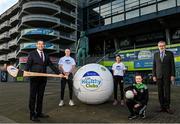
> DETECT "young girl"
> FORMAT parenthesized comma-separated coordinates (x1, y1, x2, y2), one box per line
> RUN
(112, 55, 126, 106)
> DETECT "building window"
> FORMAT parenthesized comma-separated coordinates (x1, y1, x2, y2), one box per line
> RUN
(93, 7, 100, 14)
(126, 9, 139, 19)
(89, 6, 100, 20)
(112, 14, 124, 23)
(125, 0, 139, 11)
(140, 0, 156, 4)
(100, 17, 111, 26)
(158, 0, 176, 11)
(105, 17, 111, 25)
(112, 0, 124, 15)
(88, 4, 100, 28)
(177, 0, 180, 6)
(140, 4, 156, 15)
(100, 2, 111, 18)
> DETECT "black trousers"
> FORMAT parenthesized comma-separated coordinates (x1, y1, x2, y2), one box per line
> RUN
(60, 75, 73, 100)
(113, 76, 124, 100)
(126, 99, 146, 115)
(29, 77, 47, 116)
(157, 76, 171, 109)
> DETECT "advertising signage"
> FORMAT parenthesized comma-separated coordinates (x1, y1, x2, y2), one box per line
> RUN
(118, 44, 180, 70)
(101, 43, 180, 71)
(21, 43, 57, 50)
(21, 28, 59, 36)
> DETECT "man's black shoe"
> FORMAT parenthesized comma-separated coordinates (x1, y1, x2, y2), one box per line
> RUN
(128, 115, 137, 120)
(37, 113, 50, 118)
(156, 108, 166, 112)
(165, 109, 174, 114)
(30, 116, 40, 122)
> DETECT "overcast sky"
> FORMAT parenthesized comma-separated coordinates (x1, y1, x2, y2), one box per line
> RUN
(0, 0, 18, 15)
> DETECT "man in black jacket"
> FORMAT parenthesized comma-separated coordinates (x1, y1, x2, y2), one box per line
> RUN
(153, 41, 175, 114)
(25, 40, 60, 122)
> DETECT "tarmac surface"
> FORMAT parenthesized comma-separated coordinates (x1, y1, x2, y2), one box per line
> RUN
(0, 82, 180, 123)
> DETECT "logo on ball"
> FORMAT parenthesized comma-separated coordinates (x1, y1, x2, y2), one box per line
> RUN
(125, 90, 134, 99)
(81, 71, 102, 91)
(11, 67, 17, 71)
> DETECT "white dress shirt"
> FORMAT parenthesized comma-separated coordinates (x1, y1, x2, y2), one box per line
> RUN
(37, 49, 45, 62)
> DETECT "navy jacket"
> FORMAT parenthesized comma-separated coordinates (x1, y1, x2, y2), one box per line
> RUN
(25, 50, 59, 74)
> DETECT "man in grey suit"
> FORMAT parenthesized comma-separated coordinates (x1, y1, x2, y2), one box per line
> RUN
(153, 41, 175, 114)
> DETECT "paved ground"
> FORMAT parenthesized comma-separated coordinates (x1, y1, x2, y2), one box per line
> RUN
(0, 82, 180, 123)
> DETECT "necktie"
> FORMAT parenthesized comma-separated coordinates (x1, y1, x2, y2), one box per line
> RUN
(40, 52, 44, 62)
(160, 52, 164, 62)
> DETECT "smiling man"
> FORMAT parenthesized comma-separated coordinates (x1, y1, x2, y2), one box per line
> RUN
(153, 41, 175, 114)
(25, 40, 60, 122)
(58, 48, 76, 107)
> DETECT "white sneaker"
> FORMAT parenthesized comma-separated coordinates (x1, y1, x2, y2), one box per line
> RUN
(69, 100, 75, 106)
(59, 100, 64, 107)
(120, 100, 124, 106)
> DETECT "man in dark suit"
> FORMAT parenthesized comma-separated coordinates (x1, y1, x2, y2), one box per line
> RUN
(25, 40, 60, 121)
(152, 41, 175, 114)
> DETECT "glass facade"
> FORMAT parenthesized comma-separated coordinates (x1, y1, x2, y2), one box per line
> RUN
(158, 0, 176, 11)
(178, 0, 180, 6)
(112, 14, 124, 23)
(126, 9, 139, 19)
(86, 0, 180, 29)
(140, 4, 156, 15)
(112, 0, 124, 14)
(100, 1, 111, 18)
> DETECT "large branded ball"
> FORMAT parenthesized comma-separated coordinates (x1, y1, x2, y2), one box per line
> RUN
(73, 64, 113, 104)
(125, 90, 134, 99)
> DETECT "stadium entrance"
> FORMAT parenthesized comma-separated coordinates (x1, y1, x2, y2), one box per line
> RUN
(87, 13, 180, 85)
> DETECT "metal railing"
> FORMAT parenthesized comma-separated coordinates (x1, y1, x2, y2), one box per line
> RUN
(60, 32, 76, 40)
(7, 51, 17, 60)
(0, 43, 8, 50)
(8, 39, 17, 48)
(63, 0, 77, 6)
(0, 55, 7, 61)
(0, 32, 10, 40)
(22, 1, 60, 11)
(60, 19, 77, 29)
(10, 14, 19, 24)
(21, 15, 60, 24)
(0, 21, 10, 29)
(9, 25, 19, 35)
(61, 7, 76, 17)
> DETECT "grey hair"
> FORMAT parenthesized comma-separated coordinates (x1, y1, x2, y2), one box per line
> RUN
(158, 40, 166, 45)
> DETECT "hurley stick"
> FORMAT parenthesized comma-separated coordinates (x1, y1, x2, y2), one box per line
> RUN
(7, 65, 67, 79)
